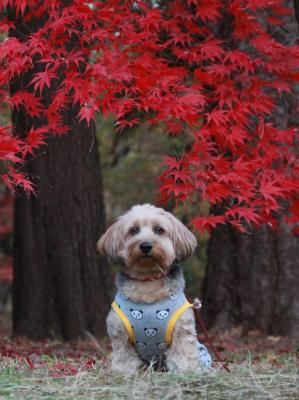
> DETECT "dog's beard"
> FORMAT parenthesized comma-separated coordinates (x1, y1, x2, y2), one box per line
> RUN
(121, 242, 174, 277)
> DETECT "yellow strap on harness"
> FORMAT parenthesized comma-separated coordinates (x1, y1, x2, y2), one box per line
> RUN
(111, 301, 136, 344)
(165, 302, 193, 346)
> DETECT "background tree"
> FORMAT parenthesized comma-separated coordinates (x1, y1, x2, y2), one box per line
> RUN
(7, 4, 110, 339)
(201, 0, 299, 336)
(0, 0, 299, 339)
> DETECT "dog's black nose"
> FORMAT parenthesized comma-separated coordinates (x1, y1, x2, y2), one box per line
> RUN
(140, 241, 152, 254)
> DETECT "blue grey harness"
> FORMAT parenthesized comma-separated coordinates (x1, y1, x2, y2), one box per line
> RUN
(112, 289, 212, 368)
(113, 289, 190, 363)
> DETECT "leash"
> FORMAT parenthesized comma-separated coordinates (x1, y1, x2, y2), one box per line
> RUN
(185, 293, 231, 373)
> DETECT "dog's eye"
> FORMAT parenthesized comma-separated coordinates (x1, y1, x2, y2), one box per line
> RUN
(129, 226, 139, 235)
(154, 226, 165, 235)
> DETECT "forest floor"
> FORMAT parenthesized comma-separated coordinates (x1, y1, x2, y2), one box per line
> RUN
(0, 325, 298, 400)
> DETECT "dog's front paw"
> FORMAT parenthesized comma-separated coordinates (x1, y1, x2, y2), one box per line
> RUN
(166, 359, 179, 373)
(109, 357, 142, 376)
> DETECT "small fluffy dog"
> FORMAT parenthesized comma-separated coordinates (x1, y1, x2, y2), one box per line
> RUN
(98, 204, 210, 375)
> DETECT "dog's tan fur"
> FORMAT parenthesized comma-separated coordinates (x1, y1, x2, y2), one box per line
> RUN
(98, 204, 200, 375)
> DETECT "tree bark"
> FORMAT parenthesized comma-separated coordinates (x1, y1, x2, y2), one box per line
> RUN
(202, 224, 299, 336)
(202, 2, 299, 337)
(9, 6, 110, 340)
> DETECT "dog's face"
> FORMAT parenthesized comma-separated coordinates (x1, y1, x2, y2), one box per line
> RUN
(97, 204, 197, 276)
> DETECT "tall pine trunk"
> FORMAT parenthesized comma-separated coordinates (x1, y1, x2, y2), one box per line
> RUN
(9, 6, 110, 340)
(202, 1, 299, 337)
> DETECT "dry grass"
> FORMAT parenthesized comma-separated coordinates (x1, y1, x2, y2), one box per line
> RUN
(0, 353, 298, 400)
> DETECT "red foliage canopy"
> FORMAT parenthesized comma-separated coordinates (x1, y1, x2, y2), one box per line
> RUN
(0, 0, 299, 233)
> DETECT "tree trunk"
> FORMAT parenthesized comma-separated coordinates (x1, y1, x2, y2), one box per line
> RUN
(9, 6, 110, 340)
(202, 224, 299, 336)
(202, 1, 299, 337)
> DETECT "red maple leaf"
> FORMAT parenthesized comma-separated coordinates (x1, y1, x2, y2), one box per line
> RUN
(0, 0, 298, 235)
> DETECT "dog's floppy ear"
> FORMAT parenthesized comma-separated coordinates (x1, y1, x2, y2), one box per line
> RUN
(97, 219, 124, 262)
(166, 212, 197, 261)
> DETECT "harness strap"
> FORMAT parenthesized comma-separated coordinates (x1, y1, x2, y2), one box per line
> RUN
(111, 301, 136, 344)
(165, 302, 193, 345)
